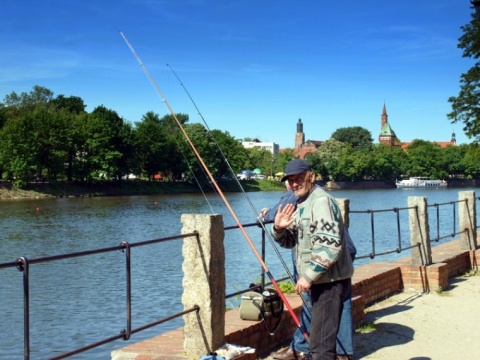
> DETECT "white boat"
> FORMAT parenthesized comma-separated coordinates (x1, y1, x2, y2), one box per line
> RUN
(395, 177, 447, 188)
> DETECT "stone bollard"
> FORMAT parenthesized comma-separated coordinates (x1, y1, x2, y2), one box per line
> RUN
(459, 191, 477, 251)
(337, 198, 350, 229)
(408, 196, 432, 266)
(181, 214, 225, 357)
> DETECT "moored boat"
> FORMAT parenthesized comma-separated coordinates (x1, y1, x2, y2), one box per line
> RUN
(395, 177, 447, 188)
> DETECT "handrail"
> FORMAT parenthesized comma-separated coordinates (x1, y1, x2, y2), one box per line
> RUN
(0, 194, 476, 359)
(350, 205, 415, 260)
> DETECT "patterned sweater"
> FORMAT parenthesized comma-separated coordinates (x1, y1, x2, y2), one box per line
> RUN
(271, 186, 354, 284)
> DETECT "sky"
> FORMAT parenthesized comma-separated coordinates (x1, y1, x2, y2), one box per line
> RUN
(0, 0, 477, 149)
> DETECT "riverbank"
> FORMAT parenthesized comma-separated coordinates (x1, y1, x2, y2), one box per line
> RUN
(0, 179, 286, 200)
(2, 179, 478, 200)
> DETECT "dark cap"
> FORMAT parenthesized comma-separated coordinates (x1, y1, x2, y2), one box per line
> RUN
(280, 159, 312, 182)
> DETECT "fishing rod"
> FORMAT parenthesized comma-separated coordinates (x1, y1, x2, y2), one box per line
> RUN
(120, 31, 309, 342)
(166, 63, 312, 315)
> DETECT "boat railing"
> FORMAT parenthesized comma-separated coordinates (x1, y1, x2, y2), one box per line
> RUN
(0, 191, 478, 359)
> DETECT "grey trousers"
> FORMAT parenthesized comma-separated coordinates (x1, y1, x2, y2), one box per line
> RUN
(309, 278, 351, 360)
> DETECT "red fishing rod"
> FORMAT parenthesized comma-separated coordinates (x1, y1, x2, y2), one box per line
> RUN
(120, 31, 309, 343)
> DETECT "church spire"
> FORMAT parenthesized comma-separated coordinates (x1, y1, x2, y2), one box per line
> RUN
(381, 103, 388, 128)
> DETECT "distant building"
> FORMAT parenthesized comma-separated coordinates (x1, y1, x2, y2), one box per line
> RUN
(378, 103, 456, 149)
(293, 118, 323, 159)
(378, 104, 402, 147)
(242, 140, 279, 154)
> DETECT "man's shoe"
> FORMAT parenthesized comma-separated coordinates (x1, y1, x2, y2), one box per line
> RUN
(272, 347, 296, 360)
(272, 347, 311, 360)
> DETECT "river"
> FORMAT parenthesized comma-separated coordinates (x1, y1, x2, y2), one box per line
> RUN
(0, 187, 476, 359)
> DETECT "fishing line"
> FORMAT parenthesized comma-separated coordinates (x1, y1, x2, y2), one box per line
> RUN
(166, 63, 312, 314)
(120, 31, 309, 342)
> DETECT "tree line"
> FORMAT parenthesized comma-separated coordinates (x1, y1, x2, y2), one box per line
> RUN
(0, 86, 249, 186)
(1, 86, 479, 189)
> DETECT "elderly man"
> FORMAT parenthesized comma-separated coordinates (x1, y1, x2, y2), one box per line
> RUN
(271, 159, 354, 360)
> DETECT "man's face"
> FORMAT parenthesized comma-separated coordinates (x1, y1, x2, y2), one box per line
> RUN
(286, 170, 314, 199)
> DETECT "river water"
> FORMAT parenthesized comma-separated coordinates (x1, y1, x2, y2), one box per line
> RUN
(0, 187, 476, 359)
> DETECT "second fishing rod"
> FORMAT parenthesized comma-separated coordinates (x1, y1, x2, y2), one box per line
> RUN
(120, 31, 310, 343)
(166, 63, 314, 317)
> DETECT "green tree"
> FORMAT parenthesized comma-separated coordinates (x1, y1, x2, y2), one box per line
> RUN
(314, 138, 348, 180)
(245, 147, 273, 175)
(333, 147, 373, 181)
(0, 86, 58, 182)
(159, 113, 190, 180)
(134, 111, 171, 180)
(448, 15, 480, 140)
(442, 144, 466, 179)
(462, 143, 480, 178)
(331, 126, 373, 148)
(84, 106, 133, 180)
(274, 149, 296, 177)
(404, 140, 446, 179)
(369, 144, 407, 180)
(176, 122, 219, 184)
(210, 129, 249, 177)
(51, 95, 86, 114)
(0, 111, 38, 181)
(3, 85, 54, 111)
(50, 95, 88, 181)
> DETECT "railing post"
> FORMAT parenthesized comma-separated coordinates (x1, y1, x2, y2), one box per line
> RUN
(408, 196, 432, 265)
(459, 191, 477, 250)
(181, 214, 225, 357)
(337, 198, 350, 228)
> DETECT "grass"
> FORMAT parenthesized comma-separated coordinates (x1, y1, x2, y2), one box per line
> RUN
(278, 280, 296, 294)
(356, 322, 376, 334)
(462, 269, 479, 277)
(436, 270, 479, 296)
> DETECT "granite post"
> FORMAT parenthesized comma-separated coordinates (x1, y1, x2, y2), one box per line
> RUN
(337, 198, 350, 229)
(181, 214, 225, 357)
(408, 196, 432, 266)
(459, 191, 477, 250)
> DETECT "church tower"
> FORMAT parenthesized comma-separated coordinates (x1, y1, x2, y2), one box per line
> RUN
(378, 103, 399, 147)
(295, 118, 305, 148)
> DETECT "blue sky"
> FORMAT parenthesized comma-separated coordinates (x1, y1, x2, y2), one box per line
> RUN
(0, 1, 476, 149)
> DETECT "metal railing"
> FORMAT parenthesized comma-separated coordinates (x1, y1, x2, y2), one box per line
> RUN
(428, 200, 464, 243)
(350, 205, 417, 260)
(0, 193, 475, 359)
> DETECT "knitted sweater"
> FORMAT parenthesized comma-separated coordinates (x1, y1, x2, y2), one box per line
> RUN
(271, 186, 354, 284)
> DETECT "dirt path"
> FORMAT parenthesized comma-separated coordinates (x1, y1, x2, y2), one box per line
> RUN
(261, 273, 480, 360)
(355, 272, 480, 359)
